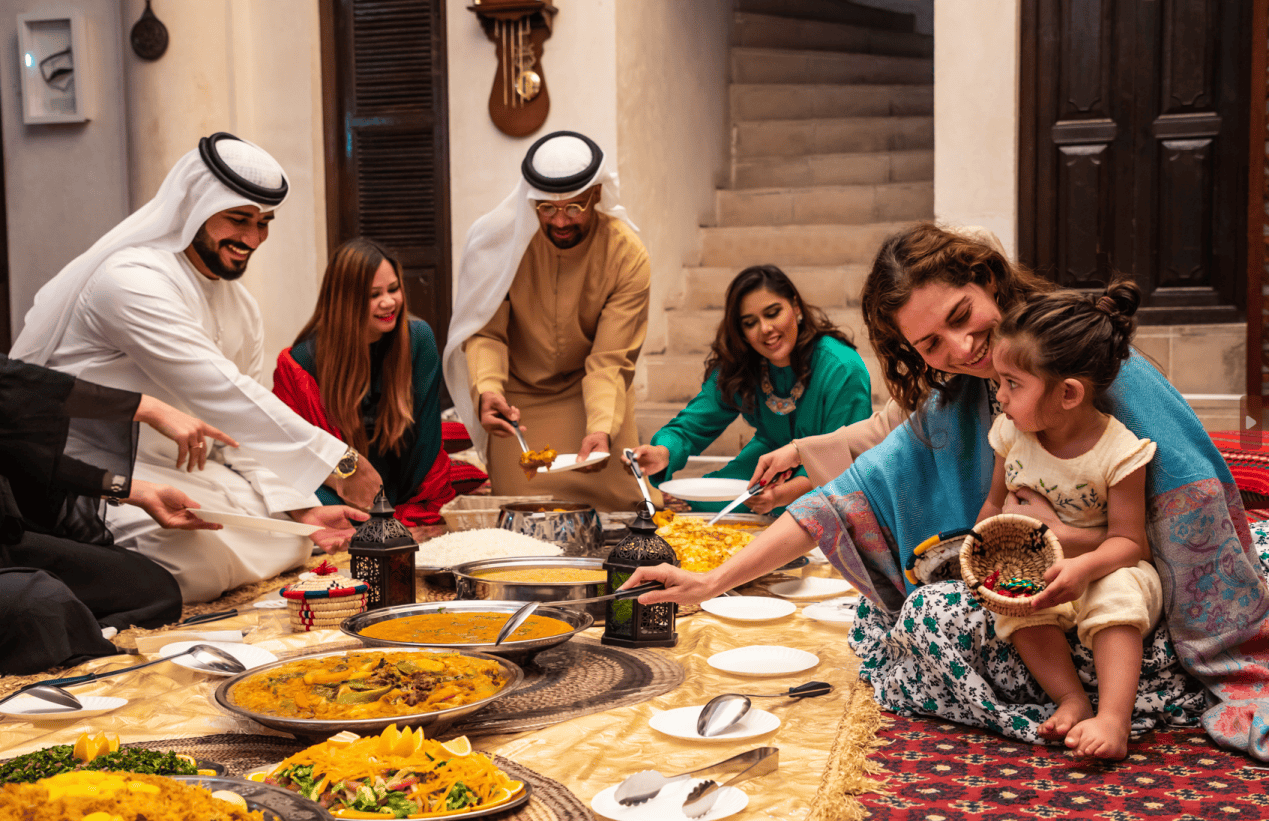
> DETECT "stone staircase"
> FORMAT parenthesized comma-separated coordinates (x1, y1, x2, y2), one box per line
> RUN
(637, 0, 933, 465)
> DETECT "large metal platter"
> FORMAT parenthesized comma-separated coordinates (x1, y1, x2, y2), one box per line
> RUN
(214, 647, 523, 739)
(342, 598, 593, 665)
(171, 775, 333, 821)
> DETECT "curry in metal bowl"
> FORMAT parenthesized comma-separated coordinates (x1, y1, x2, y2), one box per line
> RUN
(215, 648, 522, 738)
(341, 599, 593, 664)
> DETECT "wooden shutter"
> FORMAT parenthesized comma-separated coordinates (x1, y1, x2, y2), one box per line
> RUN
(320, 0, 451, 353)
(1019, 0, 1251, 324)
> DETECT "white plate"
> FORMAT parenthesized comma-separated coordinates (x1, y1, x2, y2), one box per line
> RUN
(657, 478, 750, 503)
(539, 452, 610, 473)
(648, 704, 781, 742)
(803, 596, 859, 625)
(700, 596, 796, 622)
(252, 598, 288, 609)
(707, 645, 819, 676)
(767, 577, 855, 601)
(158, 641, 277, 676)
(592, 777, 747, 821)
(190, 509, 320, 537)
(0, 695, 127, 720)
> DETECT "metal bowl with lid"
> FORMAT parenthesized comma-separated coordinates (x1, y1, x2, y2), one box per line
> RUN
(342, 598, 592, 664)
(214, 647, 522, 739)
(496, 501, 605, 558)
(452, 555, 611, 623)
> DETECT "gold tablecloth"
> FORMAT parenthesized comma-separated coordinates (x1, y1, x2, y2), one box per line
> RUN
(0, 569, 880, 819)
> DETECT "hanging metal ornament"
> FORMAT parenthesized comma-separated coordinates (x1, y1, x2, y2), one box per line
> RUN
(131, 0, 169, 61)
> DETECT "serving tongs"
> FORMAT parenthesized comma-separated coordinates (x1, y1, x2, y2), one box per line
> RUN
(493, 581, 665, 645)
(621, 448, 657, 516)
(614, 746, 775, 806)
(682, 746, 779, 818)
(706, 469, 795, 526)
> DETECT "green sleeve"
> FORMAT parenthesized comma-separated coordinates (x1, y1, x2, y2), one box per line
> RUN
(648, 369, 739, 483)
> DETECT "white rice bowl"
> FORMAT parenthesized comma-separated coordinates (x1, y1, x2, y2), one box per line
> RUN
(415, 528, 563, 568)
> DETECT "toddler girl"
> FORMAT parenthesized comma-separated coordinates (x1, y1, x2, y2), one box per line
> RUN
(976, 279, 1158, 760)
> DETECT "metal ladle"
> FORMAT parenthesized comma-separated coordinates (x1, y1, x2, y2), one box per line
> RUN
(0, 684, 82, 712)
(494, 581, 665, 645)
(35, 643, 246, 688)
(696, 681, 833, 737)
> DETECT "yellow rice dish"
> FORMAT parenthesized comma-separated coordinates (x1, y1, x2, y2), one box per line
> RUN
(228, 650, 509, 721)
(656, 514, 756, 573)
(0, 770, 261, 820)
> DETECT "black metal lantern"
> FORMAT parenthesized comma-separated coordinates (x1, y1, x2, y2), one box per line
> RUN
(349, 489, 418, 610)
(602, 502, 678, 647)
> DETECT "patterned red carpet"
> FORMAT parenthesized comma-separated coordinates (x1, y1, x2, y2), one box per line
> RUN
(860, 715, 1269, 820)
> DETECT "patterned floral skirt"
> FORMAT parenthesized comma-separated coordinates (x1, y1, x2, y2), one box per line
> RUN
(848, 524, 1269, 742)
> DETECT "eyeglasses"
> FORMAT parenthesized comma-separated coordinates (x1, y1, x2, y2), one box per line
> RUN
(535, 191, 597, 219)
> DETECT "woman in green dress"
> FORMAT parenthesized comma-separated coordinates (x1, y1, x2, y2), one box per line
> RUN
(625, 264, 872, 514)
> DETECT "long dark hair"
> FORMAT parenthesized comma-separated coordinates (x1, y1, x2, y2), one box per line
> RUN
(995, 279, 1141, 412)
(704, 264, 853, 414)
(861, 223, 1056, 413)
(293, 237, 413, 455)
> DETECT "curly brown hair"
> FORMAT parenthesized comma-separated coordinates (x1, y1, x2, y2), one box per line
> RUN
(861, 223, 1055, 413)
(705, 264, 853, 414)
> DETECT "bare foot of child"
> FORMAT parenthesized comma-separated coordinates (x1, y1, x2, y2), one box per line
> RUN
(1065, 713, 1130, 760)
(1038, 694, 1093, 741)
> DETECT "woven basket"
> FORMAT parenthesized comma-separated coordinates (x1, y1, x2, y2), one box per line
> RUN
(281, 572, 369, 632)
(440, 494, 553, 531)
(959, 513, 1063, 617)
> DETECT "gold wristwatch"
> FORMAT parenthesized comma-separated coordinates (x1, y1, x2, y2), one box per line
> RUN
(332, 447, 358, 479)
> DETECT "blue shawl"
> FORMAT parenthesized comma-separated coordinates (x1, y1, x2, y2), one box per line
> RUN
(789, 353, 1269, 759)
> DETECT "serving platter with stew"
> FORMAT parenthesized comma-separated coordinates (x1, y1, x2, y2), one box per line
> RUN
(214, 647, 523, 739)
(342, 599, 594, 664)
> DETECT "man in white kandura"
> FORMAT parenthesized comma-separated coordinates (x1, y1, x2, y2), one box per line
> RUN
(11, 132, 377, 602)
(444, 130, 661, 511)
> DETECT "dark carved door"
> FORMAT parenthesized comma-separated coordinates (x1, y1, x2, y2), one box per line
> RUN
(320, 0, 451, 353)
(1019, 0, 1251, 323)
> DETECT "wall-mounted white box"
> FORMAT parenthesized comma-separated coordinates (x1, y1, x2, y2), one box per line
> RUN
(17, 11, 92, 124)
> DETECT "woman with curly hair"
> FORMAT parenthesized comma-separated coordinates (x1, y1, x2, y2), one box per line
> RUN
(274, 237, 454, 533)
(625, 264, 872, 514)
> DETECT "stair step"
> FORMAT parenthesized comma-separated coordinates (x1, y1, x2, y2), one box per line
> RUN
(734, 116, 933, 159)
(735, 0, 916, 31)
(733, 149, 932, 189)
(716, 181, 932, 227)
(698, 222, 908, 267)
(731, 83, 932, 121)
(673, 264, 869, 310)
(731, 47, 932, 86)
(733, 12, 932, 58)
(667, 308, 870, 356)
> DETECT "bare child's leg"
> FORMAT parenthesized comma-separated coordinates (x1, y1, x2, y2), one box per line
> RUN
(1011, 624, 1093, 740)
(1065, 625, 1141, 760)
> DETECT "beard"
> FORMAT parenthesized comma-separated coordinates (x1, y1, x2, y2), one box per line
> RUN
(191, 226, 252, 280)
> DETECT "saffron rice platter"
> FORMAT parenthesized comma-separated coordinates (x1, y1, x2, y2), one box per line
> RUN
(341, 599, 593, 665)
(214, 648, 523, 739)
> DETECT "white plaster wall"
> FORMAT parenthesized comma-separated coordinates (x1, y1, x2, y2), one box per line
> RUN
(120, 0, 326, 373)
(445, 0, 619, 284)
(614, 0, 731, 388)
(1, 0, 129, 341)
(932, 0, 1020, 257)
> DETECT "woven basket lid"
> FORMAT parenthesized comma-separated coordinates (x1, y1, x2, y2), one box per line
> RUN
(281, 561, 368, 600)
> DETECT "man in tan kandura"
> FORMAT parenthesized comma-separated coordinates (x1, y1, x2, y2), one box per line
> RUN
(443, 130, 661, 512)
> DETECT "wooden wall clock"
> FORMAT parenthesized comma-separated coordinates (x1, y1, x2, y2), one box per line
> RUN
(469, 1, 556, 137)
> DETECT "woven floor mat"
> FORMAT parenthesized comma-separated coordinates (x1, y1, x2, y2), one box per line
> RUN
(286, 635, 684, 737)
(123, 734, 590, 820)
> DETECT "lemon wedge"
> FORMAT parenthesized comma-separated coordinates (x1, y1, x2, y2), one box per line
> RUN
(72, 732, 120, 763)
(211, 790, 249, 810)
(439, 736, 472, 757)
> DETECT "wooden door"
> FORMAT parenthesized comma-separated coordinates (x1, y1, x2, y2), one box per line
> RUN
(1019, 0, 1252, 324)
(320, 0, 451, 353)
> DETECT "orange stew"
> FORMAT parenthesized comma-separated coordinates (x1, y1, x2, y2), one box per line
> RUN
(360, 612, 573, 645)
(229, 651, 508, 720)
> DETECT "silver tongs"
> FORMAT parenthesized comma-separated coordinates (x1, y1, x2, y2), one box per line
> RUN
(622, 448, 657, 516)
(706, 469, 794, 525)
(682, 746, 779, 817)
(614, 746, 775, 806)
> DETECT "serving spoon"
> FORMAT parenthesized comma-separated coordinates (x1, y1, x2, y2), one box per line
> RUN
(696, 681, 833, 737)
(493, 581, 665, 645)
(0, 684, 83, 712)
(35, 643, 246, 688)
